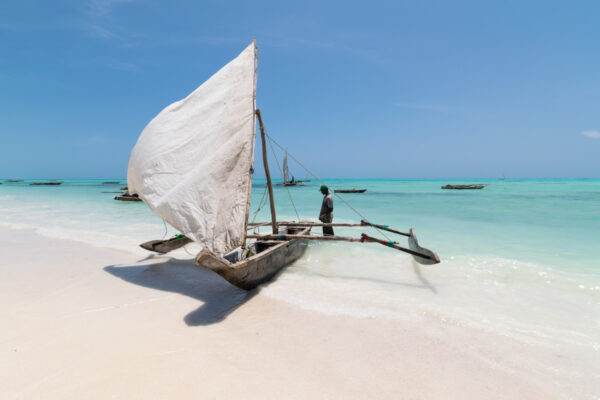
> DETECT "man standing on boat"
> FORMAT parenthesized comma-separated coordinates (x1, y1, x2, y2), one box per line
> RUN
(319, 185, 334, 236)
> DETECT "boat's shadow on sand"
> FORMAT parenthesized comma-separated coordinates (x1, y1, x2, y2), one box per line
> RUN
(104, 256, 256, 326)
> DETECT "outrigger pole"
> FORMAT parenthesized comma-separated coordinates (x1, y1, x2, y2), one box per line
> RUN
(247, 218, 440, 265)
(248, 220, 412, 237)
(245, 232, 439, 263)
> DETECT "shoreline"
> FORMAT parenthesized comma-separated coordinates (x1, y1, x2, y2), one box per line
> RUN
(0, 226, 568, 399)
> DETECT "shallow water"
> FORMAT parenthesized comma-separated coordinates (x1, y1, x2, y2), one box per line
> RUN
(1, 178, 599, 396)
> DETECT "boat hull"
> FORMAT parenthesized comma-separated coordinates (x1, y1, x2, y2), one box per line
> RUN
(195, 227, 310, 290)
(140, 235, 193, 253)
(334, 189, 366, 193)
(441, 184, 485, 190)
(114, 195, 142, 201)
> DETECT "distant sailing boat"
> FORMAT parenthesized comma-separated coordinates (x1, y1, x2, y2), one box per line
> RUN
(128, 40, 439, 290)
(279, 151, 300, 186)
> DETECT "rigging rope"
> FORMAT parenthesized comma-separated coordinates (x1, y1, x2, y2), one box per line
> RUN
(250, 184, 269, 227)
(267, 139, 301, 221)
(265, 133, 393, 241)
(161, 219, 168, 239)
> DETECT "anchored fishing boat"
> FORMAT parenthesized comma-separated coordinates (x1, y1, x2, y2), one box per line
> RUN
(114, 193, 142, 201)
(128, 40, 439, 290)
(442, 184, 486, 190)
(335, 189, 367, 193)
(30, 181, 63, 186)
(282, 151, 301, 186)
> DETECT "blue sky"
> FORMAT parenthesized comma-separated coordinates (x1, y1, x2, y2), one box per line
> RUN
(1, 0, 599, 179)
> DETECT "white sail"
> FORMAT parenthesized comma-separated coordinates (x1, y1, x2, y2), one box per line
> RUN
(127, 41, 257, 254)
(283, 151, 289, 184)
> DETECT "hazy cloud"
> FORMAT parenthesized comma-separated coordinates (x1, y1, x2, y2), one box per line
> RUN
(581, 130, 600, 139)
(87, 0, 138, 16)
(86, 24, 118, 39)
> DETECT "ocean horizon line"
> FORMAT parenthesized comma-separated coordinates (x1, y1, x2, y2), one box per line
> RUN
(3, 177, 600, 181)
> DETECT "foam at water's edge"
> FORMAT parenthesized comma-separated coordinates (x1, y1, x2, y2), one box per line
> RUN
(259, 250, 600, 400)
(260, 249, 600, 350)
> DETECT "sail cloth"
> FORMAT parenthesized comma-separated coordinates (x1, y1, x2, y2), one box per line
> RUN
(283, 151, 289, 184)
(127, 41, 257, 254)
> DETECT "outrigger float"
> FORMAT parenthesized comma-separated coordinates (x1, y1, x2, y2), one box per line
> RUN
(128, 40, 440, 290)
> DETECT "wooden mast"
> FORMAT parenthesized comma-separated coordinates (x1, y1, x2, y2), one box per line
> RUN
(255, 109, 278, 234)
(240, 38, 258, 248)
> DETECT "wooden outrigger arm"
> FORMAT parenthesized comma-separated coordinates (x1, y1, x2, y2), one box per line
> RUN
(245, 230, 440, 265)
(249, 220, 411, 237)
(360, 231, 440, 265)
(140, 222, 440, 264)
(359, 219, 410, 237)
(247, 219, 440, 265)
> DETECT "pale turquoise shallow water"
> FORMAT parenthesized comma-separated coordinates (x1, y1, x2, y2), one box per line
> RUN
(1, 178, 599, 396)
(1, 179, 598, 270)
(254, 178, 600, 271)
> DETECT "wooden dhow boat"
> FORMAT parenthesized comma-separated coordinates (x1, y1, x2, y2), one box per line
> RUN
(114, 193, 142, 201)
(30, 181, 63, 186)
(279, 151, 302, 186)
(128, 40, 439, 290)
(335, 188, 367, 193)
(442, 184, 486, 190)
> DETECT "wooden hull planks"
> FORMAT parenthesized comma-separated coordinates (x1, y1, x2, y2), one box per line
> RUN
(195, 226, 310, 290)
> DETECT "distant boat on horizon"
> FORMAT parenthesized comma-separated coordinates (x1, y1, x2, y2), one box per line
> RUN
(30, 181, 63, 186)
(442, 184, 486, 190)
(335, 188, 367, 193)
(114, 193, 142, 202)
(278, 151, 302, 186)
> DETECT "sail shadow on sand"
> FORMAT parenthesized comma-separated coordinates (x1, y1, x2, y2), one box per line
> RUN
(104, 258, 256, 326)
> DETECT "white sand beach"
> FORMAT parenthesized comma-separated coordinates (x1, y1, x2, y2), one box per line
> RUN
(3, 0, 600, 398)
(0, 226, 563, 399)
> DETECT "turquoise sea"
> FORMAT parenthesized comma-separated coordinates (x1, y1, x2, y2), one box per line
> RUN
(1, 178, 599, 396)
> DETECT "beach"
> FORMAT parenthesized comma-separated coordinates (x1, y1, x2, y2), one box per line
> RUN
(0, 226, 562, 399)
(4, 0, 600, 397)
(1, 179, 598, 399)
